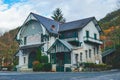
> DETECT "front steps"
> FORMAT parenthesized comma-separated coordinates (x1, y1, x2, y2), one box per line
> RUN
(18, 68, 33, 72)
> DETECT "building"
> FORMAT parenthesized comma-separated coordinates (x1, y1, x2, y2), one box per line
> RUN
(16, 12, 103, 72)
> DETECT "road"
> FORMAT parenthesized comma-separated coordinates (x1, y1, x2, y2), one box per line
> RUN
(0, 70, 119, 80)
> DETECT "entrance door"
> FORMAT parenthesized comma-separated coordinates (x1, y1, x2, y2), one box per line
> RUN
(28, 51, 37, 68)
(56, 53, 64, 72)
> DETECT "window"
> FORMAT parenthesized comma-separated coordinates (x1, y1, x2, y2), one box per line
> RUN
(94, 33, 97, 40)
(75, 54, 78, 64)
(97, 47, 99, 54)
(65, 53, 71, 64)
(85, 50, 88, 59)
(89, 49, 91, 58)
(80, 53, 82, 61)
(94, 48, 95, 55)
(24, 37, 27, 45)
(51, 53, 56, 64)
(60, 31, 78, 39)
(86, 31, 89, 38)
(24, 57, 26, 64)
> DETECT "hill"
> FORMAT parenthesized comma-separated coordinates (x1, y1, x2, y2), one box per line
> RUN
(99, 9, 120, 30)
(99, 9, 120, 50)
(99, 9, 120, 68)
(0, 28, 19, 66)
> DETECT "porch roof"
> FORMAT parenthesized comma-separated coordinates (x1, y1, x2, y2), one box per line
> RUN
(47, 39, 73, 53)
(20, 43, 44, 50)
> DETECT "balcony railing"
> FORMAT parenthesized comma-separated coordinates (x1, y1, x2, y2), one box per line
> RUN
(84, 36, 103, 44)
(62, 37, 79, 42)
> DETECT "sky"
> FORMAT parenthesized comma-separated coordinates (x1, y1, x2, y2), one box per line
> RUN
(0, 0, 118, 33)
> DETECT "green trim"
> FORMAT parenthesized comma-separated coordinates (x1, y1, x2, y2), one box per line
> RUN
(94, 33, 97, 40)
(60, 31, 78, 39)
(86, 30, 89, 38)
(47, 39, 71, 53)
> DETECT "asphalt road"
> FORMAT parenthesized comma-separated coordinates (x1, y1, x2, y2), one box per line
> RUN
(0, 70, 119, 80)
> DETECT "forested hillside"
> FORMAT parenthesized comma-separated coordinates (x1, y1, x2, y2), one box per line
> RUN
(99, 9, 120, 29)
(99, 9, 120, 50)
(99, 9, 120, 68)
(0, 28, 19, 66)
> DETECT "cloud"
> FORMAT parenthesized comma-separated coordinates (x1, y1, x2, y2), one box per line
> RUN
(0, 0, 118, 33)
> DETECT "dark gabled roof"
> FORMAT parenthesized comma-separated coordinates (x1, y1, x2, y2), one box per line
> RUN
(59, 39, 73, 50)
(31, 12, 59, 34)
(59, 17, 95, 32)
(27, 13, 99, 33)
(47, 39, 73, 53)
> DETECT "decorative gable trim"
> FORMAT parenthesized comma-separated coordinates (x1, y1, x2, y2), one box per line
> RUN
(23, 13, 37, 25)
(47, 39, 72, 53)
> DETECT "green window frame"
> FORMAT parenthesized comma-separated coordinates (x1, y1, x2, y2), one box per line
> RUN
(94, 33, 97, 40)
(24, 37, 27, 45)
(86, 31, 89, 38)
(80, 52, 82, 61)
(85, 50, 88, 59)
(89, 49, 91, 58)
(50, 53, 56, 64)
(64, 53, 71, 64)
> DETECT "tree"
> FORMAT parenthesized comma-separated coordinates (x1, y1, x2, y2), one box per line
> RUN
(51, 8, 66, 23)
(36, 48, 42, 62)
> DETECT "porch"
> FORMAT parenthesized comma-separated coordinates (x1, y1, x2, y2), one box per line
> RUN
(47, 39, 73, 72)
(17, 44, 43, 71)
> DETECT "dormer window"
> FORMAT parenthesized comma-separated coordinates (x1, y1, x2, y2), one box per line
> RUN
(51, 25, 55, 31)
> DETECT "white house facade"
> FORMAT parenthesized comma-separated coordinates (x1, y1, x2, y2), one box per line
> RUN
(16, 12, 103, 72)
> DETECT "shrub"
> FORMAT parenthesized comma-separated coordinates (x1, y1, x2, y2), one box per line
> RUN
(81, 62, 111, 71)
(32, 61, 40, 65)
(40, 56, 48, 63)
(66, 67, 71, 72)
(43, 63, 52, 71)
(33, 63, 43, 71)
(33, 61, 43, 71)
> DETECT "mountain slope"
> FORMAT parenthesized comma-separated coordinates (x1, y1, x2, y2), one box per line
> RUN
(99, 9, 120, 30)
(0, 27, 19, 66)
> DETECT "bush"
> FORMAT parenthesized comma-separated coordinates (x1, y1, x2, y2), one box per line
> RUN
(40, 56, 48, 63)
(66, 67, 71, 72)
(81, 62, 112, 71)
(43, 63, 52, 71)
(33, 63, 43, 71)
(33, 61, 43, 71)
(32, 61, 40, 65)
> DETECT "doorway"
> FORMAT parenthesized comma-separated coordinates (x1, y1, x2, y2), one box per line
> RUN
(56, 53, 64, 72)
(28, 51, 37, 68)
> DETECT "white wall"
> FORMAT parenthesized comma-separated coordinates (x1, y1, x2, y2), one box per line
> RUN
(76, 20, 102, 63)
(18, 50, 28, 68)
(82, 21, 100, 40)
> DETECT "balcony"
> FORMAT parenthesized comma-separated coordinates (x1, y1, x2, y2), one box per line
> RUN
(63, 37, 79, 42)
(84, 36, 103, 45)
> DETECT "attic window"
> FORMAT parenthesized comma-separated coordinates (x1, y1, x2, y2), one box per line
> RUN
(51, 25, 55, 31)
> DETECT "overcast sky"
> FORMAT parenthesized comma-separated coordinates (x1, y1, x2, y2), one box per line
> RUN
(0, 0, 118, 33)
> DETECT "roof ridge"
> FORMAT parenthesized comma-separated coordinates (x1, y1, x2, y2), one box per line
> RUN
(30, 12, 59, 23)
(61, 17, 95, 25)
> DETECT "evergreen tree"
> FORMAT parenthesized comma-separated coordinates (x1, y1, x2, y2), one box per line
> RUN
(51, 8, 66, 23)
(36, 48, 42, 62)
